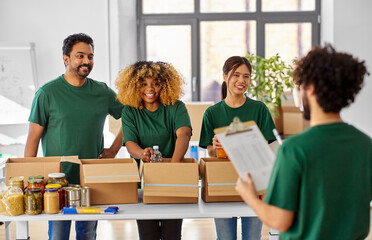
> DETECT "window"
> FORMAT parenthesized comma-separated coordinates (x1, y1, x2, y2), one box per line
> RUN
(138, 0, 320, 102)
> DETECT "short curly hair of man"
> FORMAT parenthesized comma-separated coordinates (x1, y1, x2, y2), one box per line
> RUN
(62, 33, 94, 56)
(116, 61, 185, 109)
(293, 44, 368, 113)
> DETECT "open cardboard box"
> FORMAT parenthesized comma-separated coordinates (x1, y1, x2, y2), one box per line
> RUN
(5, 156, 79, 186)
(140, 158, 199, 204)
(282, 106, 310, 136)
(80, 158, 140, 205)
(199, 158, 243, 202)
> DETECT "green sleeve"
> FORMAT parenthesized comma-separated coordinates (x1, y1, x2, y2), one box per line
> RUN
(28, 88, 49, 127)
(107, 87, 123, 120)
(370, 140, 372, 200)
(122, 106, 139, 144)
(174, 101, 192, 131)
(264, 142, 302, 211)
(258, 104, 276, 141)
(199, 108, 214, 148)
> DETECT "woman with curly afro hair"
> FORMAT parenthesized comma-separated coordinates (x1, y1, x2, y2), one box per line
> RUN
(235, 44, 372, 240)
(115, 61, 192, 240)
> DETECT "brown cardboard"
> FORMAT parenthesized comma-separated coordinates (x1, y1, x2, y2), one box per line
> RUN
(185, 102, 214, 141)
(199, 158, 243, 202)
(5, 156, 78, 185)
(80, 158, 140, 205)
(282, 106, 310, 136)
(141, 158, 199, 204)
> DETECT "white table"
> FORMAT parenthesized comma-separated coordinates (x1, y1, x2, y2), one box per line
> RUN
(0, 191, 279, 240)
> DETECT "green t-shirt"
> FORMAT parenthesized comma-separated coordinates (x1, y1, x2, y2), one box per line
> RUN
(199, 96, 276, 148)
(264, 123, 372, 240)
(122, 100, 191, 162)
(29, 75, 123, 184)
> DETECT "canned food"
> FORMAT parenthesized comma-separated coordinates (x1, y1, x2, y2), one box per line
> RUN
(44, 188, 59, 214)
(46, 184, 63, 210)
(62, 187, 81, 207)
(80, 187, 90, 207)
(69, 200, 81, 207)
(27, 179, 44, 194)
(24, 188, 42, 215)
(29, 175, 44, 180)
(47, 173, 68, 187)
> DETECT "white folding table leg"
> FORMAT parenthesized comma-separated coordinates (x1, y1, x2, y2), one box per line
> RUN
(15, 221, 29, 240)
(269, 228, 280, 240)
(5, 221, 11, 240)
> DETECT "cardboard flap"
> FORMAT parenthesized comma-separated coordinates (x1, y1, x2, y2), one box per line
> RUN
(199, 158, 230, 178)
(5, 157, 63, 185)
(83, 162, 140, 184)
(143, 162, 199, 185)
(143, 186, 199, 198)
(206, 162, 239, 183)
(60, 156, 80, 164)
(207, 184, 239, 196)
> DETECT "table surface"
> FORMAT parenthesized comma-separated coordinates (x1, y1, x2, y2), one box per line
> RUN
(0, 190, 257, 222)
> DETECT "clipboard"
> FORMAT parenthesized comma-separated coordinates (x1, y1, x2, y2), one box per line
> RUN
(214, 117, 277, 194)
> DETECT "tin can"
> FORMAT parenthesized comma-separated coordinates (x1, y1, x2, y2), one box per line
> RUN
(80, 186, 90, 207)
(62, 187, 81, 207)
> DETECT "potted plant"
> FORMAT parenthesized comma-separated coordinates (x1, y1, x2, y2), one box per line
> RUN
(245, 52, 295, 133)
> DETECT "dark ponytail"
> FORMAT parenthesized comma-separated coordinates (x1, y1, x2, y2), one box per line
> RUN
(221, 81, 228, 100)
(221, 56, 252, 100)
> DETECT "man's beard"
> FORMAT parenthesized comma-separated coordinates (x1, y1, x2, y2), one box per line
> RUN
(76, 64, 92, 78)
(302, 94, 310, 120)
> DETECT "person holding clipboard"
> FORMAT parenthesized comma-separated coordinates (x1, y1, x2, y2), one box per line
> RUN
(235, 45, 372, 240)
(199, 56, 276, 240)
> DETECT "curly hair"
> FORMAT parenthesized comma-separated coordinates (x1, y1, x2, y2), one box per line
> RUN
(293, 44, 368, 112)
(62, 33, 94, 56)
(115, 61, 184, 109)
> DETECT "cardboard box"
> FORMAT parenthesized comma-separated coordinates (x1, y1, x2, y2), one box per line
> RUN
(141, 158, 199, 204)
(199, 158, 242, 202)
(282, 106, 310, 136)
(5, 156, 78, 185)
(80, 158, 140, 205)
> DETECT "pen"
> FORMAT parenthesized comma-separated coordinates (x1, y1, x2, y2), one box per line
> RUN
(273, 129, 283, 145)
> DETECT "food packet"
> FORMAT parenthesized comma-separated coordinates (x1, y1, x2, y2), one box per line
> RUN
(0, 182, 7, 215)
(2, 185, 24, 216)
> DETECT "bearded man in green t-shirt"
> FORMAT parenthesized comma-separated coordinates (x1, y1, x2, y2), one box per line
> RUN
(236, 44, 372, 240)
(24, 33, 123, 240)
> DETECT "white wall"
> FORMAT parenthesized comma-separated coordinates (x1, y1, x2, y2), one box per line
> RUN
(322, 0, 372, 137)
(0, 0, 110, 87)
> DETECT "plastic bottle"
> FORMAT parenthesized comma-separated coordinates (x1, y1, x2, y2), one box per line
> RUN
(151, 145, 163, 163)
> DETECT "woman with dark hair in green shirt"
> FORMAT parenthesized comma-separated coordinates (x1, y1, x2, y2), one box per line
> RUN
(116, 61, 192, 240)
(199, 56, 276, 240)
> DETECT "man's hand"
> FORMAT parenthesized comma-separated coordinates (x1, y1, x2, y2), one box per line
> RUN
(235, 173, 259, 205)
(98, 147, 119, 159)
(140, 147, 154, 162)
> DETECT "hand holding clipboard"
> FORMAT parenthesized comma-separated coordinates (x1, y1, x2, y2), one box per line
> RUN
(214, 117, 277, 194)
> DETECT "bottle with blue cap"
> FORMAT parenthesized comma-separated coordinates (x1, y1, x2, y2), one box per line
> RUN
(151, 145, 163, 163)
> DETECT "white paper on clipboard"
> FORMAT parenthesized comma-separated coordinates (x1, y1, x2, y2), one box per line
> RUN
(214, 119, 276, 193)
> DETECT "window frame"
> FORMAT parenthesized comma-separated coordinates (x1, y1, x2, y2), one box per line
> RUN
(137, 0, 321, 101)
